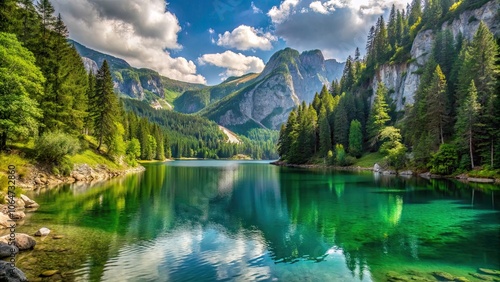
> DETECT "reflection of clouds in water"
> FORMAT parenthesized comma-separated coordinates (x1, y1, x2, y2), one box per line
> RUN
(97, 225, 271, 281)
(217, 165, 238, 195)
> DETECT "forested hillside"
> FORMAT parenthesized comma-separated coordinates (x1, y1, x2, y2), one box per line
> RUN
(277, 0, 499, 176)
(70, 39, 205, 104)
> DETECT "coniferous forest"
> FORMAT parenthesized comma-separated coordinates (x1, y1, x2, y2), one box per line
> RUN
(0, 0, 278, 175)
(278, 0, 499, 176)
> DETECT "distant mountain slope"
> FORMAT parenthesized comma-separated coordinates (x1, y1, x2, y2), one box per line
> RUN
(200, 48, 345, 133)
(174, 73, 259, 113)
(69, 40, 204, 103)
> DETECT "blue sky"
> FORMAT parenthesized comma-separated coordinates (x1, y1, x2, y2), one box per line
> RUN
(52, 0, 408, 85)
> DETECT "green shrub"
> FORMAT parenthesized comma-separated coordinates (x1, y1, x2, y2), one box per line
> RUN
(335, 144, 347, 166)
(428, 144, 459, 175)
(35, 131, 80, 164)
(327, 150, 334, 165)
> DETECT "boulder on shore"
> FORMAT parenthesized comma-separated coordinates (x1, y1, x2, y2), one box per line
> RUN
(20, 194, 39, 208)
(0, 261, 27, 282)
(373, 163, 382, 173)
(0, 242, 18, 258)
(34, 227, 50, 237)
(0, 233, 36, 250)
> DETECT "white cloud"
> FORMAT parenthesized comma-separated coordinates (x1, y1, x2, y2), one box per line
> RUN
(217, 25, 277, 51)
(251, 2, 262, 13)
(209, 28, 215, 34)
(198, 51, 265, 79)
(52, 0, 206, 84)
(268, 0, 408, 61)
(268, 0, 300, 24)
(309, 1, 329, 14)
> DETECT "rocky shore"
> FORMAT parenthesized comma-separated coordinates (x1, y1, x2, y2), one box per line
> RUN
(0, 163, 145, 281)
(17, 163, 145, 191)
(271, 161, 500, 184)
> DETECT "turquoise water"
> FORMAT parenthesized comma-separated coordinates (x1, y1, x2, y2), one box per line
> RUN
(12, 161, 500, 281)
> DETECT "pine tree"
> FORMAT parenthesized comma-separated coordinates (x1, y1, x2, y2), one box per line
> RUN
(92, 60, 119, 152)
(334, 99, 349, 149)
(318, 106, 331, 156)
(367, 82, 390, 149)
(455, 80, 481, 169)
(348, 120, 363, 158)
(426, 65, 448, 147)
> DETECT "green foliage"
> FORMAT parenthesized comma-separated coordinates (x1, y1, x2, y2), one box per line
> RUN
(379, 126, 406, 169)
(429, 143, 459, 175)
(91, 60, 119, 152)
(367, 82, 390, 149)
(35, 131, 80, 164)
(348, 120, 363, 157)
(335, 144, 347, 166)
(0, 32, 43, 149)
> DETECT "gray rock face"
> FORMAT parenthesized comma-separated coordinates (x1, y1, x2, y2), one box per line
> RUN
(208, 48, 345, 130)
(0, 261, 27, 282)
(82, 57, 98, 74)
(372, 0, 499, 111)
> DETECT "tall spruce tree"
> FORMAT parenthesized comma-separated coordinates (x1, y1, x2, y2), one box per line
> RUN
(348, 120, 363, 158)
(367, 82, 390, 149)
(455, 80, 481, 169)
(92, 60, 118, 152)
(426, 65, 448, 147)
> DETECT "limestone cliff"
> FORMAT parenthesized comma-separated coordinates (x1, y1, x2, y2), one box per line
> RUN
(372, 0, 499, 111)
(202, 48, 345, 132)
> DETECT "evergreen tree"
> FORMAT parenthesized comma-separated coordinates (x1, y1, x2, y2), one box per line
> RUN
(318, 106, 331, 156)
(455, 80, 481, 169)
(333, 99, 349, 149)
(367, 82, 390, 149)
(92, 60, 118, 152)
(348, 120, 363, 158)
(426, 65, 448, 147)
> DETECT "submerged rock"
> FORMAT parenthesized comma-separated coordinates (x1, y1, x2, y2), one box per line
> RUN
(454, 277, 470, 282)
(478, 268, 500, 276)
(52, 235, 64, 239)
(0, 261, 28, 282)
(432, 271, 455, 281)
(34, 227, 50, 237)
(40, 270, 59, 277)
(469, 272, 495, 281)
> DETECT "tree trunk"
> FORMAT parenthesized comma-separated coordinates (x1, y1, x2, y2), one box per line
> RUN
(440, 124, 444, 144)
(469, 128, 474, 169)
(491, 139, 494, 168)
(0, 132, 6, 150)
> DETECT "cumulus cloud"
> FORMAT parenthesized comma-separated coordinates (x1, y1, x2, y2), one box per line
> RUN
(52, 0, 206, 84)
(309, 1, 330, 14)
(217, 25, 277, 51)
(268, 0, 408, 60)
(268, 0, 300, 24)
(198, 51, 265, 79)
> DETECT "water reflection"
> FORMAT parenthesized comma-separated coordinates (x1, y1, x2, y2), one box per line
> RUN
(18, 161, 500, 282)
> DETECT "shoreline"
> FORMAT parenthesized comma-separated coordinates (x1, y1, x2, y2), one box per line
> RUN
(270, 161, 500, 185)
(17, 163, 146, 191)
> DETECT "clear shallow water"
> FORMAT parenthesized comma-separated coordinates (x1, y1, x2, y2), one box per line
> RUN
(10, 161, 500, 281)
